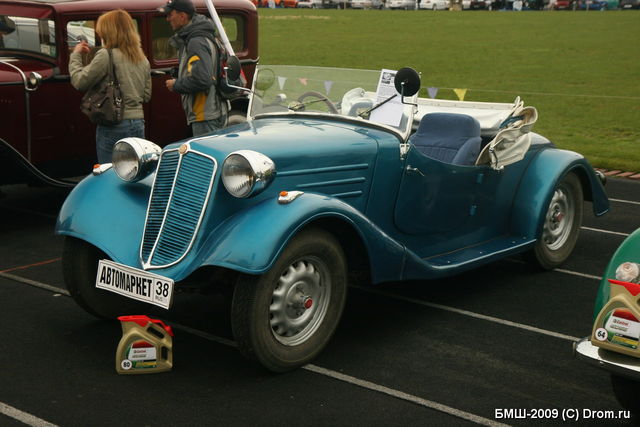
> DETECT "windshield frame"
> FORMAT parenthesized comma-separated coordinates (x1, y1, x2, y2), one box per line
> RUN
(247, 65, 417, 142)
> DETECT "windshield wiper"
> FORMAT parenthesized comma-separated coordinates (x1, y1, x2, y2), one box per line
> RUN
(358, 94, 397, 119)
(288, 97, 330, 112)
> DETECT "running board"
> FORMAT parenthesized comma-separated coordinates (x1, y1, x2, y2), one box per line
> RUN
(423, 235, 535, 270)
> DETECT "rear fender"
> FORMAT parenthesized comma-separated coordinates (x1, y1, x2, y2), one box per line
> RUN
(510, 148, 609, 239)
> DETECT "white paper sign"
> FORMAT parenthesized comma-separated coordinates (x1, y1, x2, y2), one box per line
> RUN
(369, 69, 404, 127)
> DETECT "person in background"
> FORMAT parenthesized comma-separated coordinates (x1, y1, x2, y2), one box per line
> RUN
(69, 9, 151, 164)
(0, 16, 16, 48)
(158, 0, 227, 137)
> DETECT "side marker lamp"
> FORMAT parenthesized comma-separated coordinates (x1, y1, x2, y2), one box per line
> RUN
(278, 191, 304, 204)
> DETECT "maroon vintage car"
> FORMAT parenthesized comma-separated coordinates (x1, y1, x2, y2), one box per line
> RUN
(0, 0, 258, 186)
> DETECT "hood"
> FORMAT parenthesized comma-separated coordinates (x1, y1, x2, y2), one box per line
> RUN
(180, 117, 384, 173)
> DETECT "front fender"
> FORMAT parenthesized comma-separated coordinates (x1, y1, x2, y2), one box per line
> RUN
(510, 148, 609, 239)
(56, 170, 151, 268)
(196, 192, 407, 282)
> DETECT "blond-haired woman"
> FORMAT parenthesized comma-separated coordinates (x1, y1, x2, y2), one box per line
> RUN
(69, 9, 151, 163)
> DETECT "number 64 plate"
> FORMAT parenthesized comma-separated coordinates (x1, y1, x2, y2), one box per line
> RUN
(96, 260, 174, 309)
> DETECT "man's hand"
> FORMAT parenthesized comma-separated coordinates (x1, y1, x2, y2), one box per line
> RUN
(165, 78, 176, 92)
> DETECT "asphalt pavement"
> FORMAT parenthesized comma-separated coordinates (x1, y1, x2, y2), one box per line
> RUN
(0, 177, 639, 427)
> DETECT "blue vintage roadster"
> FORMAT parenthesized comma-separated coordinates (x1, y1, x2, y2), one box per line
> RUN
(57, 65, 609, 372)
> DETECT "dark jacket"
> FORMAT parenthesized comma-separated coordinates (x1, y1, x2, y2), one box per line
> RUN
(170, 14, 227, 125)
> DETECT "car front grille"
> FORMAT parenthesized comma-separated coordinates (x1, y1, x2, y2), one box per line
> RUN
(140, 146, 217, 269)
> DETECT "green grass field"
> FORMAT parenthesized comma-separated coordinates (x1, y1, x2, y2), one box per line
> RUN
(257, 9, 640, 171)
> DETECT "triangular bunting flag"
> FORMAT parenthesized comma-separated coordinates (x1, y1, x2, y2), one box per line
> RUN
(299, 78, 308, 86)
(453, 88, 467, 101)
(428, 87, 438, 99)
(324, 80, 333, 96)
(278, 76, 287, 90)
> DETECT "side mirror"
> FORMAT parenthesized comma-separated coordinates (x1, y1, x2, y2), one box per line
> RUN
(394, 67, 421, 98)
(225, 55, 241, 81)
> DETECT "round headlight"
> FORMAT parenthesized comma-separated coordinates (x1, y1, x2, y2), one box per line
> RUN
(222, 150, 276, 198)
(112, 137, 161, 182)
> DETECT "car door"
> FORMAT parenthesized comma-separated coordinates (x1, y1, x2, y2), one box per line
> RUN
(394, 141, 538, 259)
(394, 146, 480, 237)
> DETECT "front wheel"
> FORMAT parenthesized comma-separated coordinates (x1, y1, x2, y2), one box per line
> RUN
(62, 237, 149, 319)
(525, 172, 583, 269)
(231, 228, 347, 372)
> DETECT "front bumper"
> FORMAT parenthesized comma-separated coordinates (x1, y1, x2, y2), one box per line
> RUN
(574, 337, 640, 381)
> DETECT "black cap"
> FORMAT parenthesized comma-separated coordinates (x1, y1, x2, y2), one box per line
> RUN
(157, 0, 195, 15)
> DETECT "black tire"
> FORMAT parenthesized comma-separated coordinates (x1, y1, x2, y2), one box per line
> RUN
(525, 172, 583, 270)
(231, 228, 347, 372)
(611, 374, 640, 415)
(62, 237, 149, 319)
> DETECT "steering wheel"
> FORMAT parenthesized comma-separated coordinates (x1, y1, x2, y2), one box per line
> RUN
(297, 91, 340, 114)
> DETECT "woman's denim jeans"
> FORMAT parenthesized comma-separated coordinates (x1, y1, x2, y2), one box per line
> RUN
(96, 119, 145, 163)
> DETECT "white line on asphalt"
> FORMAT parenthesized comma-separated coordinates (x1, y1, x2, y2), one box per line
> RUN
(0, 272, 69, 295)
(168, 322, 237, 348)
(164, 320, 506, 427)
(0, 402, 58, 427)
(554, 268, 602, 281)
(581, 226, 630, 237)
(610, 198, 640, 206)
(352, 285, 580, 342)
(0, 273, 511, 426)
(304, 365, 510, 427)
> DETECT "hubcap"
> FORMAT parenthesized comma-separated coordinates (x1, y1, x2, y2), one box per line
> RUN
(542, 185, 574, 251)
(269, 257, 331, 346)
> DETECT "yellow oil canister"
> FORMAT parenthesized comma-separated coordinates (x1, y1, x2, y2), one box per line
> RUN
(116, 315, 174, 374)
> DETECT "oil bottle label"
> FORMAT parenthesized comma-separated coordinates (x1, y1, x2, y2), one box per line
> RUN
(122, 340, 158, 370)
(599, 309, 640, 349)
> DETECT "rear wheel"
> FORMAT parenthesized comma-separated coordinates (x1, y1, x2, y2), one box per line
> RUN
(231, 228, 347, 372)
(62, 237, 148, 319)
(525, 172, 583, 269)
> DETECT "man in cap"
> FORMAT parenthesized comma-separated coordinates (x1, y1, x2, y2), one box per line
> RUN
(158, 0, 227, 136)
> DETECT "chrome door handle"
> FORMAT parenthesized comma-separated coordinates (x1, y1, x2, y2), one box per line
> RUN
(406, 166, 425, 177)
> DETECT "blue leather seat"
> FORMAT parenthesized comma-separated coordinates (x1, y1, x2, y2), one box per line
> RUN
(409, 113, 482, 166)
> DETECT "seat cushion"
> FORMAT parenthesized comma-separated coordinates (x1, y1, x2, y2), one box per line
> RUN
(410, 113, 482, 166)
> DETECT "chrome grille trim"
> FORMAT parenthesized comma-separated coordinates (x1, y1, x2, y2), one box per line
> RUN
(139, 144, 217, 270)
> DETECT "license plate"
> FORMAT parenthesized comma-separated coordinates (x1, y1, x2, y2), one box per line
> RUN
(95, 260, 174, 309)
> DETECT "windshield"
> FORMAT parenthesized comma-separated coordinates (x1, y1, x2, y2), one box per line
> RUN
(0, 16, 57, 57)
(249, 65, 417, 136)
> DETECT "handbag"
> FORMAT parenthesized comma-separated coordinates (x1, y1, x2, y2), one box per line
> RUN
(80, 49, 123, 125)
